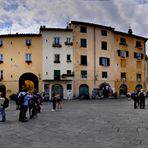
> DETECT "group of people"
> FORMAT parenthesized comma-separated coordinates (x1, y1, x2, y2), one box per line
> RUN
(131, 89, 146, 109)
(17, 87, 42, 122)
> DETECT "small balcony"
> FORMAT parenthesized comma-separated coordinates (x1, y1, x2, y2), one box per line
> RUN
(54, 60, 60, 63)
(25, 60, 32, 64)
(65, 42, 73, 46)
(62, 72, 74, 78)
(52, 43, 62, 48)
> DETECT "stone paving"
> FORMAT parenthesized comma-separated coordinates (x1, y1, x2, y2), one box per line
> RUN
(1, 98, 148, 148)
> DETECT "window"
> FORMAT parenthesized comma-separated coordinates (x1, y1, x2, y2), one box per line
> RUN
(25, 39, 32, 46)
(67, 70, 71, 75)
(67, 55, 71, 62)
(81, 70, 87, 78)
(101, 30, 107, 36)
(101, 41, 107, 50)
(102, 72, 107, 79)
(65, 37, 73, 46)
(54, 54, 60, 63)
(99, 57, 110, 66)
(0, 54, 3, 62)
(121, 72, 126, 80)
(25, 53, 32, 61)
(117, 50, 129, 58)
(134, 52, 143, 59)
(53, 37, 62, 47)
(0, 70, 3, 80)
(136, 41, 142, 48)
(54, 37, 60, 44)
(67, 84, 72, 90)
(66, 37, 71, 43)
(137, 73, 141, 81)
(80, 55, 87, 65)
(0, 40, 3, 47)
(80, 39, 87, 48)
(80, 26, 87, 33)
(120, 38, 127, 45)
(54, 70, 60, 80)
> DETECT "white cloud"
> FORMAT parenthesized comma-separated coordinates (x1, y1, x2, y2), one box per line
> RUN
(0, 0, 147, 40)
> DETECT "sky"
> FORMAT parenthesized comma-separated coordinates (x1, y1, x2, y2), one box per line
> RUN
(0, 0, 148, 49)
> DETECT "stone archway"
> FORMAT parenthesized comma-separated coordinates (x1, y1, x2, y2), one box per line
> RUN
(135, 84, 143, 91)
(52, 84, 63, 99)
(119, 84, 128, 96)
(99, 82, 111, 98)
(79, 84, 89, 98)
(19, 73, 38, 92)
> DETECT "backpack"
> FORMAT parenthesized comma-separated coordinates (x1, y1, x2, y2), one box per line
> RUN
(18, 92, 27, 105)
(3, 97, 9, 108)
(140, 92, 145, 98)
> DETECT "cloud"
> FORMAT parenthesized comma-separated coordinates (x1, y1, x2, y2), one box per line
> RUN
(0, 0, 147, 40)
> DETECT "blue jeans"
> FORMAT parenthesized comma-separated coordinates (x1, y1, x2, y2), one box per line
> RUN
(0, 108, 6, 122)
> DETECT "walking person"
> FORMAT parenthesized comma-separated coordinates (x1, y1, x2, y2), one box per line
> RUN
(131, 90, 139, 109)
(139, 89, 146, 109)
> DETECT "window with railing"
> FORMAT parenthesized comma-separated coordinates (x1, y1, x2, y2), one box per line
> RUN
(65, 37, 73, 46)
(53, 37, 62, 47)
(25, 39, 32, 46)
(25, 53, 32, 63)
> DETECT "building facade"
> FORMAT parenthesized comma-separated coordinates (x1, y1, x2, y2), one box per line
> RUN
(0, 34, 42, 97)
(70, 21, 147, 98)
(114, 30, 147, 95)
(40, 26, 74, 100)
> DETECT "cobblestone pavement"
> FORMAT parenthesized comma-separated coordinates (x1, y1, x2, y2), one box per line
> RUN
(1, 98, 148, 148)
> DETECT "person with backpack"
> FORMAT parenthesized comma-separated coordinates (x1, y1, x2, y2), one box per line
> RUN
(18, 86, 31, 122)
(139, 89, 146, 109)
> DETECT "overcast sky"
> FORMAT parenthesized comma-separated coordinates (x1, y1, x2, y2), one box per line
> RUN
(0, 0, 148, 44)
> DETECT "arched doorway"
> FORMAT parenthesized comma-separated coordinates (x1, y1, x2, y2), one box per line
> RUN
(119, 84, 127, 96)
(19, 73, 38, 92)
(52, 84, 63, 99)
(79, 84, 89, 98)
(135, 84, 143, 91)
(99, 82, 111, 98)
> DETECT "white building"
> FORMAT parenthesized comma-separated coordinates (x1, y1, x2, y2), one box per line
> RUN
(40, 26, 74, 100)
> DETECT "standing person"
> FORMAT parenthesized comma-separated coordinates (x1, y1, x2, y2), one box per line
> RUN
(18, 83, 32, 122)
(139, 89, 146, 109)
(0, 92, 6, 122)
(51, 93, 56, 111)
(131, 90, 139, 109)
(56, 93, 62, 110)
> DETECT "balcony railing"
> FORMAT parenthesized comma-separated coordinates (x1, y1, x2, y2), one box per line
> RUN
(52, 43, 62, 48)
(65, 42, 73, 46)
